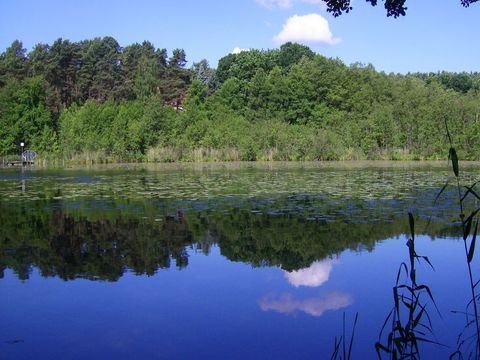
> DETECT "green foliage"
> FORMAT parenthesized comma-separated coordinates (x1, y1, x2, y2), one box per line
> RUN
(0, 76, 53, 155)
(0, 40, 27, 84)
(192, 59, 217, 92)
(277, 42, 315, 69)
(142, 96, 176, 147)
(111, 101, 145, 157)
(2, 38, 480, 162)
(60, 100, 115, 156)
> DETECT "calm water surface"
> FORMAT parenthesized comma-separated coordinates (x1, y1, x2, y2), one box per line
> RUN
(1, 161, 479, 359)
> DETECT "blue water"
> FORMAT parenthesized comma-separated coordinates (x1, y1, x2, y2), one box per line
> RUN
(0, 162, 479, 358)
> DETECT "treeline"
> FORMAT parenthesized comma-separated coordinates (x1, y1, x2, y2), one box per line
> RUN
(1, 38, 480, 161)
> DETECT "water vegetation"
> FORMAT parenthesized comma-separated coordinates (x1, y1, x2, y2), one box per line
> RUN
(442, 123, 480, 359)
(375, 214, 442, 358)
(368, 123, 480, 359)
(0, 165, 466, 281)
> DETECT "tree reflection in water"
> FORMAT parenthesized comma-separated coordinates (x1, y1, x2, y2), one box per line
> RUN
(0, 198, 458, 282)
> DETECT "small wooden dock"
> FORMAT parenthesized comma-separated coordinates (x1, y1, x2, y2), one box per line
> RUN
(2, 150, 37, 167)
(2, 160, 35, 167)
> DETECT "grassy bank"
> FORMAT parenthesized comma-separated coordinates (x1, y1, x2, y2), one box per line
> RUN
(23, 148, 449, 167)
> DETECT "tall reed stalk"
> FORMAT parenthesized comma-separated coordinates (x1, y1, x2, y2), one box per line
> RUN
(331, 312, 359, 360)
(375, 212, 440, 359)
(443, 120, 480, 358)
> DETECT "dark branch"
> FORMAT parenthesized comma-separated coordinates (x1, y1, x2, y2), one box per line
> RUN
(325, 0, 352, 17)
(461, 0, 480, 6)
(325, 0, 478, 17)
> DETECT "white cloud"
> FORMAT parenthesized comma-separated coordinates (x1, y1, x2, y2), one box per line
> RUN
(284, 259, 337, 288)
(256, 0, 326, 9)
(258, 292, 353, 317)
(256, 0, 293, 9)
(274, 13, 340, 45)
(304, 0, 327, 4)
(232, 47, 250, 54)
(302, 0, 328, 10)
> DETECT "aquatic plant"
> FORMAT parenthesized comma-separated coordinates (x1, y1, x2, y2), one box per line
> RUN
(375, 212, 441, 359)
(331, 312, 359, 360)
(442, 120, 480, 359)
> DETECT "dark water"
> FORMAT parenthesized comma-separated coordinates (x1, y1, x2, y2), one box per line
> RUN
(1, 162, 479, 359)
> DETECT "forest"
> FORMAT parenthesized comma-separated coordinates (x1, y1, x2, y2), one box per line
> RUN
(1, 37, 480, 163)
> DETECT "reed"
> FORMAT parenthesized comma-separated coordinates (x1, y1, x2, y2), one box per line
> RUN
(331, 312, 359, 360)
(440, 119, 480, 359)
(375, 213, 442, 359)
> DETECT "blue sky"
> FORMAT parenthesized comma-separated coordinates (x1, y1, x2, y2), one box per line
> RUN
(0, 0, 479, 73)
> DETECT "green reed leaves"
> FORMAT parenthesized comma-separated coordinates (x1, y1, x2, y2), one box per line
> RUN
(467, 222, 478, 264)
(449, 147, 460, 178)
(443, 118, 480, 359)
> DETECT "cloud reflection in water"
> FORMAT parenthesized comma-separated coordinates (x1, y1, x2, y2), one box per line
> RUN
(258, 292, 353, 317)
(284, 259, 338, 288)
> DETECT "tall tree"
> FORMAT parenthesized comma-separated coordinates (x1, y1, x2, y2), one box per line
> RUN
(134, 55, 160, 100)
(0, 40, 27, 84)
(169, 48, 187, 68)
(277, 42, 315, 69)
(43, 38, 83, 112)
(80, 37, 123, 102)
(0, 76, 53, 155)
(121, 41, 167, 100)
(192, 59, 217, 93)
(27, 43, 50, 78)
(161, 49, 191, 109)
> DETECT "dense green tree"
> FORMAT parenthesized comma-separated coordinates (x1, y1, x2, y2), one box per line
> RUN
(134, 55, 160, 100)
(0, 40, 27, 84)
(192, 59, 217, 92)
(27, 43, 50, 78)
(0, 76, 53, 155)
(277, 42, 315, 69)
(266, 66, 291, 121)
(42, 38, 83, 112)
(212, 77, 247, 112)
(59, 100, 117, 155)
(418, 71, 477, 94)
(80, 37, 123, 102)
(216, 49, 277, 84)
(159, 49, 191, 109)
(169, 48, 187, 68)
(121, 41, 167, 100)
(142, 96, 176, 147)
(110, 101, 145, 156)
(246, 68, 270, 121)
(216, 53, 236, 84)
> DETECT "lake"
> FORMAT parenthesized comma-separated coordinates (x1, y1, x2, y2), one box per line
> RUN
(1, 161, 479, 359)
